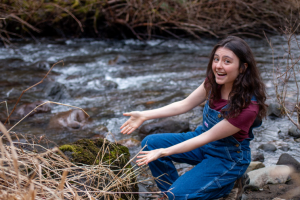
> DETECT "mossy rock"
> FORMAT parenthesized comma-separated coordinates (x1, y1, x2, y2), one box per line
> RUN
(59, 138, 138, 199)
(59, 138, 130, 167)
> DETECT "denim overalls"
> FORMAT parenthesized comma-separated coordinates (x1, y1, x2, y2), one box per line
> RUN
(141, 96, 260, 200)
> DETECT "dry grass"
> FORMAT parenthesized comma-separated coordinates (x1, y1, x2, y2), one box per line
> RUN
(0, 122, 145, 200)
(0, 0, 300, 43)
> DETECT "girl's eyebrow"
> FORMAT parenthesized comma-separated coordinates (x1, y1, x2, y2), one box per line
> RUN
(223, 56, 233, 60)
(214, 54, 233, 60)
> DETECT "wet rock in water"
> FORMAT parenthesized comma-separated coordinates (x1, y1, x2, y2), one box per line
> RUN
(108, 55, 128, 65)
(117, 138, 141, 148)
(248, 165, 292, 188)
(288, 125, 300, 138)
(48, 109, 90, 130)
(251, 151, 265, 162)
(93, 125, 108, 135)
(44, 82, 70, 100)
(258, 143, 277, 152)
(278, 145, 290, 152)
(267, 101, 282, 117)
(295, 138, 300, 143)
(32, 61, 50, 71)
(246, 161, 265, 173)
(276, 153, 300, 173)
(102, 80, 118, 89)
(139, 119, 190, 138)
(14, 100, 51, 117)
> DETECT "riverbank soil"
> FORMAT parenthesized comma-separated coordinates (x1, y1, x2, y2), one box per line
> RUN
(244, 181, 300, 200)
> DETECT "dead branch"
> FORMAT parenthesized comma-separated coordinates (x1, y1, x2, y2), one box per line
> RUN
(4, 60, 64, 125)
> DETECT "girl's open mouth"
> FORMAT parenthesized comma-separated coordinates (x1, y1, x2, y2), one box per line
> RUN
(217, 72, 227, 76)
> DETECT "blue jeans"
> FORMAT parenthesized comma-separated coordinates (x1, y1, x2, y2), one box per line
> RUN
(141, 100, 256, 200)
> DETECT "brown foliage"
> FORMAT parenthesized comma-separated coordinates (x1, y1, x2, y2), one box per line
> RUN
(0, 0, 299, 43)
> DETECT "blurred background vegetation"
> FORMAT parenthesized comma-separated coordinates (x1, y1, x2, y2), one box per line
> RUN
(0, 0, 299, 43)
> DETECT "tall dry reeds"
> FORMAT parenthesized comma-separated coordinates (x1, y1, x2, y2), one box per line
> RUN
(0, 0, 300, 44)
(0, 122, 143, 200)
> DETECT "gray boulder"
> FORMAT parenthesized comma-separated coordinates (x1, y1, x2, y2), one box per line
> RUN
(258, 143, 277, 152)
(276, 153, 300, 173)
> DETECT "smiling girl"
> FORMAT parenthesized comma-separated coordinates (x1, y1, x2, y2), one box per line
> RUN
(120, 36, 267, 200)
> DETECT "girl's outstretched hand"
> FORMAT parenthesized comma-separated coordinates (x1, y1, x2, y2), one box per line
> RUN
(120, 111, 146, 134)
(136, 149, 164, 166)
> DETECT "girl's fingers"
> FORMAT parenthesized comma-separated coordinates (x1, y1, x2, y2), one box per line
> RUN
(120, 125, 128, 133)
(120, 122, 127, 129)
(127, 127, 135, 135)
(139, 151, 149, 154)
(120, 120, 130, 129)
(122, 125, 131, 134)
(123, 112, 131, 116)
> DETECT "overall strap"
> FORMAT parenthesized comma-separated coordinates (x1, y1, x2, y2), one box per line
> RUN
(251, 95, 257, 101)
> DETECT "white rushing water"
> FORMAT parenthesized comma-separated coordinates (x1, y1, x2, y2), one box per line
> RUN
(1, 36, 300, 168)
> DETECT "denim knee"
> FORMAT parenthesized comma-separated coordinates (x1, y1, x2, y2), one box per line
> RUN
(141, 135, 153, 150)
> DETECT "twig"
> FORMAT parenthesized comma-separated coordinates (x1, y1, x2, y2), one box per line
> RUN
(4, 60, 64, 125)
(0, 101, 10, 124)
(7, 101, 89, 132)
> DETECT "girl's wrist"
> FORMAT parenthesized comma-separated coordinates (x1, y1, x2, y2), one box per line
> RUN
(160, 148, 170, 157)
(140, 111, 152, 121)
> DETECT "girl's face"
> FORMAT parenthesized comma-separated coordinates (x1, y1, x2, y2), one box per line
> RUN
(212, 47, 240, 89)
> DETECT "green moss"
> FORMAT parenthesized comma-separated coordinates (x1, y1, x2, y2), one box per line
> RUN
(58, 138, 138, 199)
(59, 144, 76, 152)
(59, 138, 130, 167)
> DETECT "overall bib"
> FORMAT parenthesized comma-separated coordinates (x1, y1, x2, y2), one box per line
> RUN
(141, 96, 259, 200)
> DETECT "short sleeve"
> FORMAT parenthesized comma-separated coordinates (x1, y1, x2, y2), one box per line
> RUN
(227, 102, 259, 133)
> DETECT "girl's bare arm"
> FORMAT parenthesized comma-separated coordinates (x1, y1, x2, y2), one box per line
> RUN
(136, 120, 240, 165)
(121, 81, 207, 134)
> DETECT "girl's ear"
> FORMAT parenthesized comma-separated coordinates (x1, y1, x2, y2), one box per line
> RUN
(240, 63, 248, 73)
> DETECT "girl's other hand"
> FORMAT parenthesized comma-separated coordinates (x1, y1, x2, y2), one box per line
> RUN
(136, 149, 164, 166)
(120, 111, 146, 134)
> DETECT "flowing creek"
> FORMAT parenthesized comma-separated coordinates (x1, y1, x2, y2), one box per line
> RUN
(1, 36, 300, 197)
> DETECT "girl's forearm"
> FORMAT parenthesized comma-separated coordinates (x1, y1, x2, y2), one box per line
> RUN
(141, 82, 207, 120)
(141, 100, 189, 120)
(161, 120, 241, 157)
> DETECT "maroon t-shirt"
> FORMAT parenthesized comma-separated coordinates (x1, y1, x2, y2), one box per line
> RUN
(211, 98, 259, 141)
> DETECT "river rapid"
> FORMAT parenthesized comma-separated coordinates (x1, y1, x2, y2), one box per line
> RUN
(1, 36, 300, 196)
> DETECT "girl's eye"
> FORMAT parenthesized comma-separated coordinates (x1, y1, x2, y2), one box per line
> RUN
(213, 58, 219, 62)
(225, 60, 230, 64)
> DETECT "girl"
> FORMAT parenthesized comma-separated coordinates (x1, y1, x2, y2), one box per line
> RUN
(120, 36, 267, 200)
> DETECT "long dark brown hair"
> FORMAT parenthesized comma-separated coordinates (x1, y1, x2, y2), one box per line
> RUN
(205, 36, 267, 120)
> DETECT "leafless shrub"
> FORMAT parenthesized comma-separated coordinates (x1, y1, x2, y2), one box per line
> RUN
(266, 22, 300, 129)
(0, 0, 300, 42)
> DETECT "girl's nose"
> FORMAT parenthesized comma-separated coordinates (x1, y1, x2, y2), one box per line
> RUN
(216, 60, 222, 68)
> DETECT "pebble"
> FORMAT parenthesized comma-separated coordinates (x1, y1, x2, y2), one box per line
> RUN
(288, 125, 300, 138)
